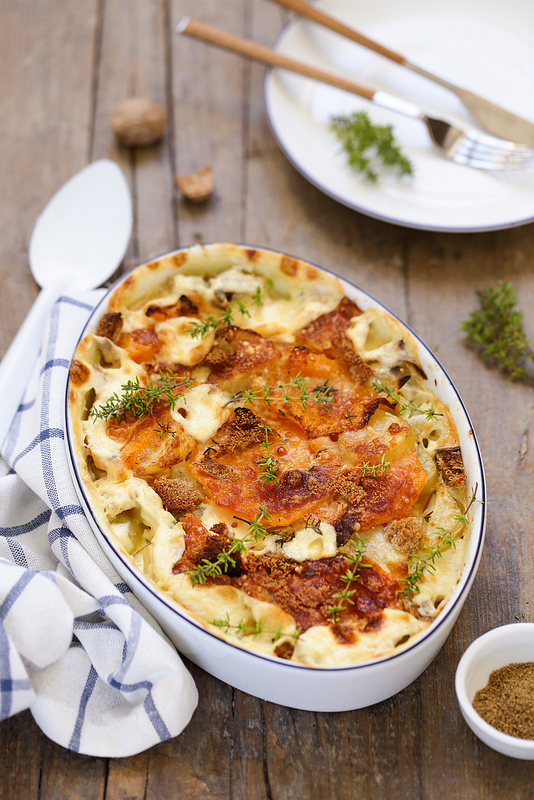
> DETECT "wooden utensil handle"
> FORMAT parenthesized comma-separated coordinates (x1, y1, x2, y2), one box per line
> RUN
(177, 17, 375, 101)
(267, 0, 406, 65)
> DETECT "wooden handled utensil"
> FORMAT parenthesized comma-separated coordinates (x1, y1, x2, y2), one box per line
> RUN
(265, 0, 534, 144)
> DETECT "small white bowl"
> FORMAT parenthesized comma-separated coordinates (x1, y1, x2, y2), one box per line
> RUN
(455, 623, 534, 759)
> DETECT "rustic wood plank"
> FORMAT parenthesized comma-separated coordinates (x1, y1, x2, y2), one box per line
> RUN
(0, 0, 99, 358)
(0, 711, 42, 800)
(2, 0, 534, 797)
(170, 0, 249, 246)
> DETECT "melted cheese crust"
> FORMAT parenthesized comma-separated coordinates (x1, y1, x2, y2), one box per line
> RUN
(69, 243, 469, 667)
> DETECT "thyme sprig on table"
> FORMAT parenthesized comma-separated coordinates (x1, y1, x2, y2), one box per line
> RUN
(186, 505, 271, 587)
(330, 111, 414, 182)
(186, 286, 264, 339)
(372, 379, 438, 421)
(462, 281, 534, 381)
(209, 613, 301, 643)
(327, 534, 369, 623)
(90, 371, 193, 423)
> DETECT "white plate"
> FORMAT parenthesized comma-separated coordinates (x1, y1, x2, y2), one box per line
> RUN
(264, 0, 534, 232)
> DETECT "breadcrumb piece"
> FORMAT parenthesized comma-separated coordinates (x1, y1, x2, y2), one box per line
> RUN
(153, 476, 203, 516)
(96, 312, 123, 341)
(435, 446, 466, 487)
(384, 517, 425, 554)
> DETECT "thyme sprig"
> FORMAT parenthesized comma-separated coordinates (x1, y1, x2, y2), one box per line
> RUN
(462, 280, 534, 381)
(187, 286, 265, 339)
(186, 505, 271, 587)
(210, 613, 301, 643)
(372, 379, 438, 421)
(257, 424, 280, 485)
(399, 524, 462, 601)
(228, 373, 335, 412)
(327, 534, 369, 623)
(330, 110, 414, 182)
(361, 454, 390, 477)
(90, 371, 193, 423)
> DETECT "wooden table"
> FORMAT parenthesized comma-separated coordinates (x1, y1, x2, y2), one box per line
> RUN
(1, 2, 533, 797)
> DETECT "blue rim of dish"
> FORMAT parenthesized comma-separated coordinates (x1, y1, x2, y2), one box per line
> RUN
(64, 243, 487, 674)
(262, 17, 534, 234)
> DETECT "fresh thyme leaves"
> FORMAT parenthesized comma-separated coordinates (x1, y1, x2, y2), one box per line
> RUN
(372, 379, 438, 420)
(90, 371, 193, 423)
(210, 613, 301, 643)
(257, 424, 280, 485)
(361, 454, 390, 477)
(186, 285, 266, 339)
(400, 525, 460, 601)
(327, 534, 369, 623)
(462, 280, 534, 381)
(228, 373, 335, 412)
(330, 110, 414, 182)
(186, 505, 271, 587)
(187, 307, 236, 339)
(154, 420, 176, 438)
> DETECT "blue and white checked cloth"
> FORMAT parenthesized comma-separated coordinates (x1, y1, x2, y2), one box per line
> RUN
(0, 290, 198, 756)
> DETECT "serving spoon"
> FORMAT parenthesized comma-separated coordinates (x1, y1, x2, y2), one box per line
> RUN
(0, 159, 133, 449)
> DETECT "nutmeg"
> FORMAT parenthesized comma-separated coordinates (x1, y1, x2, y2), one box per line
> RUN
(111, 97, 166, 147)
(175, 165, 215, 203)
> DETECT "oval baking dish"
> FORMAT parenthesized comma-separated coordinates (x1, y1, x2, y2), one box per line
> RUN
(65, 243, 485, 711)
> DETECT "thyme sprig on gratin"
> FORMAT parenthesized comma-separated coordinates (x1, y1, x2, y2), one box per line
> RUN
(186, 285, 265, 339)
(330, 111, 414, 182)
(228, 374, 335, 411)
(210, 613, 301, 643)
(400, 489, 480, 600)
(327, 534, 369, 623)
(256, 423, 280, 485)
(90, 371, 193, 423)
(462, 280, 534, 381)
(399, 526, 458, 600)
(361, 454, 390, 478)
(372, 379, 439, 420)
(186, 505, 271, 587)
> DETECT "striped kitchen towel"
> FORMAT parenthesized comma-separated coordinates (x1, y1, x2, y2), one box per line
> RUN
(0, 290, 198, 757)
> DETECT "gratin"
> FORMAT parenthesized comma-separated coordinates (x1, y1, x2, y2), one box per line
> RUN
(68, 243, 471, 667)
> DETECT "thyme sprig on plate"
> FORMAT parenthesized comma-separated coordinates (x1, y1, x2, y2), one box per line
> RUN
(330, 110, 414, 182)
(186, 286, 265, 339)
(372, 379, 438, 421)
(327, 534, 369, 623)
(210, 613, 301, 643)
(462, 280, 534, 381)
(186, 505, 271, 588)
(90, 371, 193, 423)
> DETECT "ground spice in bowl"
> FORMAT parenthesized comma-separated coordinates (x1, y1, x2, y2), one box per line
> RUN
(472, 662, 534, 739)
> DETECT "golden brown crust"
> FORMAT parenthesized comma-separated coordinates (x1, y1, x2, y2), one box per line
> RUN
(96, 312, 123, 341)
(384, 517, 426, 554)
(152, 476, 203, 516)
(435, 446, 466, 487)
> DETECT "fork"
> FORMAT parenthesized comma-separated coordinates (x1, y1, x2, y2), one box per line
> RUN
(176, 17, 534, 171)
(266, 0, 534, 145)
